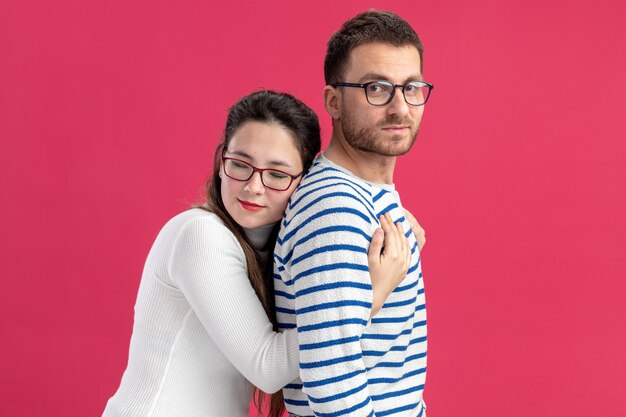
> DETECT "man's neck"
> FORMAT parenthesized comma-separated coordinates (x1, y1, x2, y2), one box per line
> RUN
(324, 133, 396, 184)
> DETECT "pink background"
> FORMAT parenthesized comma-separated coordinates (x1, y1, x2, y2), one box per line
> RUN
(1, 1, 625, 416)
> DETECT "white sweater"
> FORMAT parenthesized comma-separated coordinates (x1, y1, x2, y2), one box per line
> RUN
(103, 208, 299, 417)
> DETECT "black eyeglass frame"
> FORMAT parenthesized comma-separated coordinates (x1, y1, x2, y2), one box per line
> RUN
(221, 156, 302, 191)
(331, 80, 434, 107)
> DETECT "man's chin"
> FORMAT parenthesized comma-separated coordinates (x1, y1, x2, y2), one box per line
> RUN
(355, 143, 413, 157)
(344, 127, 418, 156)
(378, 136, 417, 156)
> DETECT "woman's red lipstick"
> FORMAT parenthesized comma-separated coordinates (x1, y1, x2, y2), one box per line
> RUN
(238, 199, 264, 212)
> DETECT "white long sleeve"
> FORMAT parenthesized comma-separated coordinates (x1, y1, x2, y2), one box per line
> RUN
(103, 209, 299, 417)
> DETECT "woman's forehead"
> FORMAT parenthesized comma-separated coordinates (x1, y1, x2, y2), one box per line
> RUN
(226, 121, 302, 169)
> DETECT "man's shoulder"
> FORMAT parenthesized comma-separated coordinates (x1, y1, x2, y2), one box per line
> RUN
(288, 159, 375, 214)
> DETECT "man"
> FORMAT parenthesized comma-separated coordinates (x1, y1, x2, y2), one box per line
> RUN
(274, 10, 432, 417)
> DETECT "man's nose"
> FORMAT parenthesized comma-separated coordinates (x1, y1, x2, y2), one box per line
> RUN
(386, 88, 411, 117)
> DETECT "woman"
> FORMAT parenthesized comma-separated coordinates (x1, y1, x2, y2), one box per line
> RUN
(103, 90, 421, 417)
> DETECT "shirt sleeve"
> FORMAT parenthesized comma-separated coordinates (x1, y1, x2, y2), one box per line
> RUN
(285, 191, 378, 416)
(168, 215, 299, 393)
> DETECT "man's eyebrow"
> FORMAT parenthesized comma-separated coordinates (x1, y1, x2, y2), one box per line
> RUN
(224, 150, 293, 168)
(357, 72, 424, 83)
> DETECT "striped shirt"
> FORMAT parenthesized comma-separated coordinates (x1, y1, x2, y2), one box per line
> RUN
(274, 156, 427, 417)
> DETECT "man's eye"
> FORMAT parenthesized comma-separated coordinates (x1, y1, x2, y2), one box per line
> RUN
(367, 83, 388, 93)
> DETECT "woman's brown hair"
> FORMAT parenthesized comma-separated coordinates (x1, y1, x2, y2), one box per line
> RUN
(200, 90, 320, 417)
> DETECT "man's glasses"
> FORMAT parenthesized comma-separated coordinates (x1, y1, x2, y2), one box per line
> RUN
(221, 156, 302, 191)
(331, 80, 434, 106)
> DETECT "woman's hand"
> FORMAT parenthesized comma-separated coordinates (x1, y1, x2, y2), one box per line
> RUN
(403, 208, 426, 250)
(368, 213, 412, 318)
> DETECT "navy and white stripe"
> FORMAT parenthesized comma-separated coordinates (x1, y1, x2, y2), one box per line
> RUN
(275, 156, 427, 417)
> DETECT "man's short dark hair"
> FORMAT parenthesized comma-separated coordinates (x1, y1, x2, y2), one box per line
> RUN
(324, 10, 424, 85)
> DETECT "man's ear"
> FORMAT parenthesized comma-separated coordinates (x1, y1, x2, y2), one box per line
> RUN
(323, 85, 341, 120)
